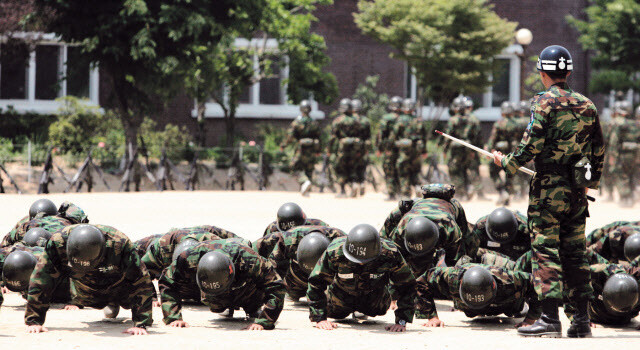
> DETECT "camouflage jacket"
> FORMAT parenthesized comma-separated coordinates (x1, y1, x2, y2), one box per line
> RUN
(444, 114, 482, 153)
(380, 197, 469, 270)
(376, 113, 399, 152)
(307, 237, 416, 323)
(133, 233, 164, 258)
(486, 116, 516, 152)
(390, 114, 427, 154)
(282, 115, 322, 150)
(25, 224, 154, 328)
(416, 263, 539, 320)
(587, 225, 640, 265)
(3, 215, 30, 246)
(158, 239, 285, 329)
(328, 114, 368, 153)
(501, 83, 605, 189)
(1, 215, 73, 248)
(587, 220, 640, 246)
(263, 218, 329, 236)
(56, 202, 89, 225)
(608, 116, 640, 161)
(142, 225, 245, 279)
(462, 210, 531, 261)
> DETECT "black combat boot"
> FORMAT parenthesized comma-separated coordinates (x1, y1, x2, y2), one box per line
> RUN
(517, 299, 561, 337)
(567, 298, 592, 338)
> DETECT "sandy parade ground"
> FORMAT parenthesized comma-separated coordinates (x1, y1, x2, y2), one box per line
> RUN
(0, 190, 639, 349)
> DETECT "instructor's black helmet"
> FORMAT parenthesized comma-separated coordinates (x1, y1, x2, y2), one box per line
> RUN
(23, 228, 52, 247)
(66, 224, 106, 271)
(602, 273, 639, 314)
(624, 233, 640, 262)
(299, 100, 312, 114)
(2, 250, 38, 292)
(196, 251, 235, 296)
(297, 232, 331, 274)
(537, 45, 573, 74)
(459, 266, 497, 309)
(404, 217, 439, 256)
(343, 224, 381, 264)
(172, 237, 198, 262)
(276, 202, 306, 231)
(486, 208, 518, 243)
(29, 199, 57, 220)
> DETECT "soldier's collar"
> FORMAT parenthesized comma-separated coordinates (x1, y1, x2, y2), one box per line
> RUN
(550, 82, 569, 90)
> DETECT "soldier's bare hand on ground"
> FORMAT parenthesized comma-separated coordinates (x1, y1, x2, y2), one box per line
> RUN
(63, 305, 79, 310)
(421, 317, 445, 327)
(385, 324, 406, 332)
(491, 151, 504, 166)
(243, 323, 264, 331)
(26, 325, 48, 333)
(152, 301, 162, 307)
(314, 320, 338, 330)
(515, 317, 535, 328)
(169, 320, 189, 328)
(389, 300, 398, 311)
(123, 327, 148, 335)
(1, 286, 8, 294)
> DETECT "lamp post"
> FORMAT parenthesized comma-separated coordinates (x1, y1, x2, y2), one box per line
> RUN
(515, 28, 533, 100)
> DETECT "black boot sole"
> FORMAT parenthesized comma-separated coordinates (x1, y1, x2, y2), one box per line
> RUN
(518, 331, 562, 338)
(567, 332, 592, 338)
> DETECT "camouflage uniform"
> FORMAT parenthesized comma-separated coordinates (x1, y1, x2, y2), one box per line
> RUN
(600, 111, 621, 200)
(282, 114, 322, 185)
(586, 225, 640, 264)
(252, 226, 346, 299)
(377, 112, 401, 197)
(391, 113, 427, 197)
(499, 83, 605, 301)
(307, 237, 416, 323)
(133, 233, 164, 258)
(263, 218, 329, 236)
(353, 111, 372, 184)
(445, 112, 483, 199)
(514, 105, 533, 197)
(25, 224, 155, 329)
(586, 220, 640, 247)
(158, 239, 285, 329)
(607, 113, 640, 205)
(328, 112, 369, 188)
(462, 210, 531, 261)
(415, 262, 540, 320)
(486, 111, 517, 199)
(141, 225, 245, 279)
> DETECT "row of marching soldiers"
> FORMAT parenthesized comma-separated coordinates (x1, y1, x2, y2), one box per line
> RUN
(1, 194, 639, 336)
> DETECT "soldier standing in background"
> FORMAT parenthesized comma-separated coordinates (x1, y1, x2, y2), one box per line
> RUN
(486, 101, 516, 205)
(281, 100, 322, 196)
(607, 100, 639, 207)
(443, 97, 479, 200)
(514, 100, 533, 199)
(376, 96, 403, 201)
(461, 97, 485, 199)
(351, 99, 372, 197)
(392, 99, 427, 198)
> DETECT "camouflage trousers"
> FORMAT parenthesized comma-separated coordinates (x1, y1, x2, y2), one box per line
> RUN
(382, 151, 399, 196)
(396, 148, 422, 197)
(489, 162, 514, 194)
(333, 147, 365, 186)
(614, 156, 637, 200)
(527, 175, 593, 301)
(326, 284, 390, 319)
(291, 149, 317, 185)
(449, 150, 482, 197)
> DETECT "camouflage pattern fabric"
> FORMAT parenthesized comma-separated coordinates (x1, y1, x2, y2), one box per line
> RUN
(444, 113, 483, 198)
(263, 218, 329, 236)
(415, 262, 540, 320)
(25, 224, 154, 328)
(142, 226, 245, 279)
(607, 115, 640, 202)
(390, 113, 427, 197)
(306, 237, 416, 324)
(462, 210, 531, 261)
(586, 225, 640, 264)
(587, 220, 640, 247)
(486, 113, 517, 195)
(253, 225, 346, 261)
(281, 114, 322, 184)
(353, 112, 372, 184)
(377, 113, 400, 197)
(133, 233, 164, 258)
(158, 239, 285, 329)
(500, 83, 605, 301)
(3, 215, 30, 248)
(1, 215, 73, 248)
(328, 113, 370, 186)
(56, 202, 89, 225)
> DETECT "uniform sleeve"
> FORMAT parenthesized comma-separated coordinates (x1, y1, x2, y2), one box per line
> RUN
(281, 120, 298, 147)
(140, 240, 165, 280)
(121, 241, 154, 328)
(25, 243, 64, 326)
(415, 267, 452, 319)
(252, 232, 283, 258)
(390, 253, 417, 323)
(379, 206, 403, 238)
(589, 110, 605, 188)
(501, 104, 548, 175)
(251, 258, 286, 329)
(514, 271, 541, 320)
(514, 251, 533, 272)
(267, 237, 290, 279)
(306, 250, 335, 322)
(158, 260, 185, 324)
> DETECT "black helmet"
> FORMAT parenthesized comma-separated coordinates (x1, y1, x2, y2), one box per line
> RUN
(537, 45, 573, 74)
(276, 202, 306, 231)
(602, 273, 639, 314)
(297, 232, 331, 274)
(299, 100, 312, 114)
(66, 224, 106, 271)
(486, 208, 518, 243)
(23, 228, 52, 247)
(462, 96, 473, 109)
(172, 237, 198, 262)
(624, 233, 640, 262)
(196, 251, 235, 295)
(389, 96, 403, 112)
(450, 96, 464, 113)
(350, 99, 363, 113)
(500, 101, 514, 115)
(338, 98, 352, 113)
(402, 98, 416, 113)
(459, 266, 497, 309)
(29, 199, 57, 219)
(404, 217, 439, 256)
(343, 224, 381, 264)
(2, 250, 38, 292)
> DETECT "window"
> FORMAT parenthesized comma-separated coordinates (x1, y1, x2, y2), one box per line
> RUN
(0, 43, 29, 99)
(66, 46, 91, 98)
(35, 45, 61, 100)
(491, 58, 511, 107)
(259, 56, 282, 105)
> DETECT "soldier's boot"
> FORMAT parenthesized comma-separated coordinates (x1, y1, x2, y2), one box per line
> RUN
(518, 300, 561, 338)
(103, 304, 120, 319)
(219, 308, 235, 318)
(301, 180, 312, 196)
(567, 298, 592, 338)
(349, 183, 358, 198)
(352, 312, 368, 321)
(336, 184, 347, 198)
(359, 182, 366, 196)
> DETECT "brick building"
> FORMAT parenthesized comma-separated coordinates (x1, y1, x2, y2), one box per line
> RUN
(0, 0, 605, 145)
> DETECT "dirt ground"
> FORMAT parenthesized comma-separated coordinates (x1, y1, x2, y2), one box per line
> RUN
(0, 190, 639, 349)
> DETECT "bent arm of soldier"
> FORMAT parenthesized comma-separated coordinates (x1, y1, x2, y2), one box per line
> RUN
(252, 259, 286, 330)
(25, 247, 64, 326)
(501, 107, 548, 175)
(159, 261, 185, 324)
(267, 238, 291, 279)
(204, 226, 239, 240)
(379, 206, 403, 238)
(480, 251, 515, 269)
(121, 241, 154, 328)
(415, 267, 451, 319)
(252, 232, 283, 259)
(451, 199, 470, 236)
(514, 251, 533, 272)
(307, 251, 334, 322)
(390, 254, 417, 323)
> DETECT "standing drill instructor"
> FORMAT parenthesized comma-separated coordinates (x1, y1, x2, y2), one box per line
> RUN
(492, 45, 605, 338)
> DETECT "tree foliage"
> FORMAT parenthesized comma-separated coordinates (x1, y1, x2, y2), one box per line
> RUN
(354, 0, 516, 106)
(568, 0, 640, 93)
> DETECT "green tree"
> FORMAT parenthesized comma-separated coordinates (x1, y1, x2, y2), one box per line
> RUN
(568, 0, 640, 93)
(181, 0, 338, 147)
(351, 75, 390, 134)
(354, 0, 516, 117)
